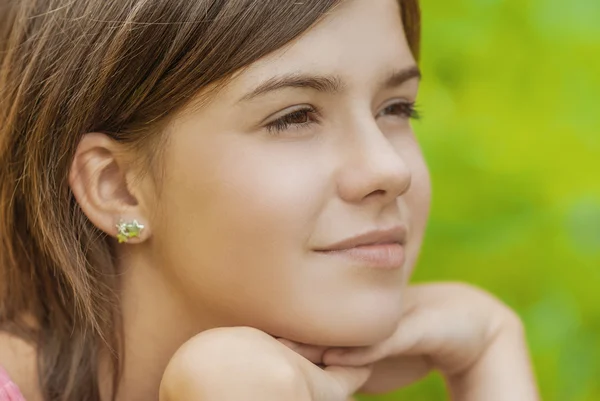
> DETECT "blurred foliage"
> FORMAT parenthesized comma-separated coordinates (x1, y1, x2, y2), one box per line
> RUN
(360, 0, 600, 400)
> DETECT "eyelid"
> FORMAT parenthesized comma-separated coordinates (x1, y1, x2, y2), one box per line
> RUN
(377, 97, 413, 113)
(262, 104, 316, 126)
(263, 104, 320, 135)
(376, 98, 421, 121)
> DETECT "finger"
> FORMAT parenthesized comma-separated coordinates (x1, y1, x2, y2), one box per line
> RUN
(320, 365, 373, 400)
(323, 306, 437, 367)
(276, 338, 300, 350)
(277, 338, 328, 365)
(322, 288, 429, 367)
(360, 355, 431, 393)
(323, 343, 389, 367)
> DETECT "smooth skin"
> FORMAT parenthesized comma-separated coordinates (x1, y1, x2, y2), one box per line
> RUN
(1, 0, 538, 400)
(159, 283, 539, 401)
(156, 0, 538, 400)
(72, 0, 429, 398)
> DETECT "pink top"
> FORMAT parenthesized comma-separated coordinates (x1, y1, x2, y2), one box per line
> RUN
(0, 367, 25, 401)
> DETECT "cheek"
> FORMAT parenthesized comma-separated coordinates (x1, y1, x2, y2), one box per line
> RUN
(149, 126, 430, 345)
(398, 137, 431, 276)
(153, 133, 329, 322)
(204, 142, 327, 252)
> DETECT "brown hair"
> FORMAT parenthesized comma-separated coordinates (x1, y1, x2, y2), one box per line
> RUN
(0, 0, 421, 399)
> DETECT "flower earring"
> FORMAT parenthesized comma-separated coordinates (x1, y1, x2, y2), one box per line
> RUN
(116, 219, 145, 243)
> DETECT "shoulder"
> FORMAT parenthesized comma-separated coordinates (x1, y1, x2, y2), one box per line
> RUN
(0, 332, 42, 401)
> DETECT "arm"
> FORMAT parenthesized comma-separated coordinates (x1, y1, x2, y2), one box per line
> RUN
(159, 327, 307, 401)
(322, 283, 540, 401)
(447, 315, 539, 401)
(160, 327, 370, 401)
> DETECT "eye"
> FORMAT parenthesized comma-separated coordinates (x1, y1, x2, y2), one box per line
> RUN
(265, 106, 319, 135)
(377, 100, 421, 120)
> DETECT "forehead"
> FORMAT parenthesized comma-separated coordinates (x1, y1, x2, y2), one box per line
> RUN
(230, 0, 414, 92)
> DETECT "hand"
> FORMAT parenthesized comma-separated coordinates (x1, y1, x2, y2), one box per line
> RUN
(320, 283, 539, 400)
(159, 326, 372, 401)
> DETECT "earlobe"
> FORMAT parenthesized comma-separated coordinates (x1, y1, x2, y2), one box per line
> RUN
(69, 132, 151, 243)
(116, 219, 146, 243)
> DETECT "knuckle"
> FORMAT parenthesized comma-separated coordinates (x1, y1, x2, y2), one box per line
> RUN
(500, 307, 525, 333)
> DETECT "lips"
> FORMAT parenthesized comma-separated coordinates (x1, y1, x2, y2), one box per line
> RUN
(314, 226, 407, 252)
(314, 226, 408, 270)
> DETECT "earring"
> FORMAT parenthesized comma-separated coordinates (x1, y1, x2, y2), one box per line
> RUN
(116, 219, 145, 243)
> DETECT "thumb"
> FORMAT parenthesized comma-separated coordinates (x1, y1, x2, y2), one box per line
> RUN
(314, 365, 373, 401)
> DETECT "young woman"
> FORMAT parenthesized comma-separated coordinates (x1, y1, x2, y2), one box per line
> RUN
(0, 0, 539, 400)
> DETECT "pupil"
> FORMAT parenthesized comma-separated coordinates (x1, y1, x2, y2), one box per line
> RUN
(388, 104, 401, 114)
(288, 111, 308, 124)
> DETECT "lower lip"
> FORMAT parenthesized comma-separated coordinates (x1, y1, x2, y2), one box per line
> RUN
(316, 243, 406, 270)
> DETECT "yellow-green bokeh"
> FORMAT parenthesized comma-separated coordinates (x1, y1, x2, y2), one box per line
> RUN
(360, 0, 600, 400)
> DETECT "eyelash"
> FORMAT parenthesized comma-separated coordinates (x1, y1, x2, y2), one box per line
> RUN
(379, 100, 421, 120)
(265, 107, 318, 135)
(264, 101, 421, 135)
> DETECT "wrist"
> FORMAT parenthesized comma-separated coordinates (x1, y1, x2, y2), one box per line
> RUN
(446, 313, 539, 401)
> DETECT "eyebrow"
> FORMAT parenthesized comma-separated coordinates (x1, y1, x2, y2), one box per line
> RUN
(239, 73, 345, 102)
(380, 66, 422, 91)
(239, 65, 421, 102)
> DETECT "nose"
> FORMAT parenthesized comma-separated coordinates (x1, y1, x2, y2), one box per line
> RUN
(336, 121, 412, 205)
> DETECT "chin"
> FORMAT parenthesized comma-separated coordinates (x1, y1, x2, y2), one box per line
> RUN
(320, 307, 403, 347)
(321, 322, 399, 348)
(269, 294, 404, 347)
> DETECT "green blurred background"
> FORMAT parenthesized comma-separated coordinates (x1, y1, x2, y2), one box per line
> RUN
(360, 0, 600, 400)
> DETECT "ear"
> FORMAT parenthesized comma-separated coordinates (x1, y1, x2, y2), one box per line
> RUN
(69, 132, 153, 244)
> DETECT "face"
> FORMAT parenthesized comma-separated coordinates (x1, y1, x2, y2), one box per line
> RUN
(149, 0, 430, 346)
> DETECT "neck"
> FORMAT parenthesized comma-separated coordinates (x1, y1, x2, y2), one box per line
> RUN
(101, 251, 204, 401)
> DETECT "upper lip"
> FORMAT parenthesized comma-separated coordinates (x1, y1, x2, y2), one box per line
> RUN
(315, 226, 408, 252)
